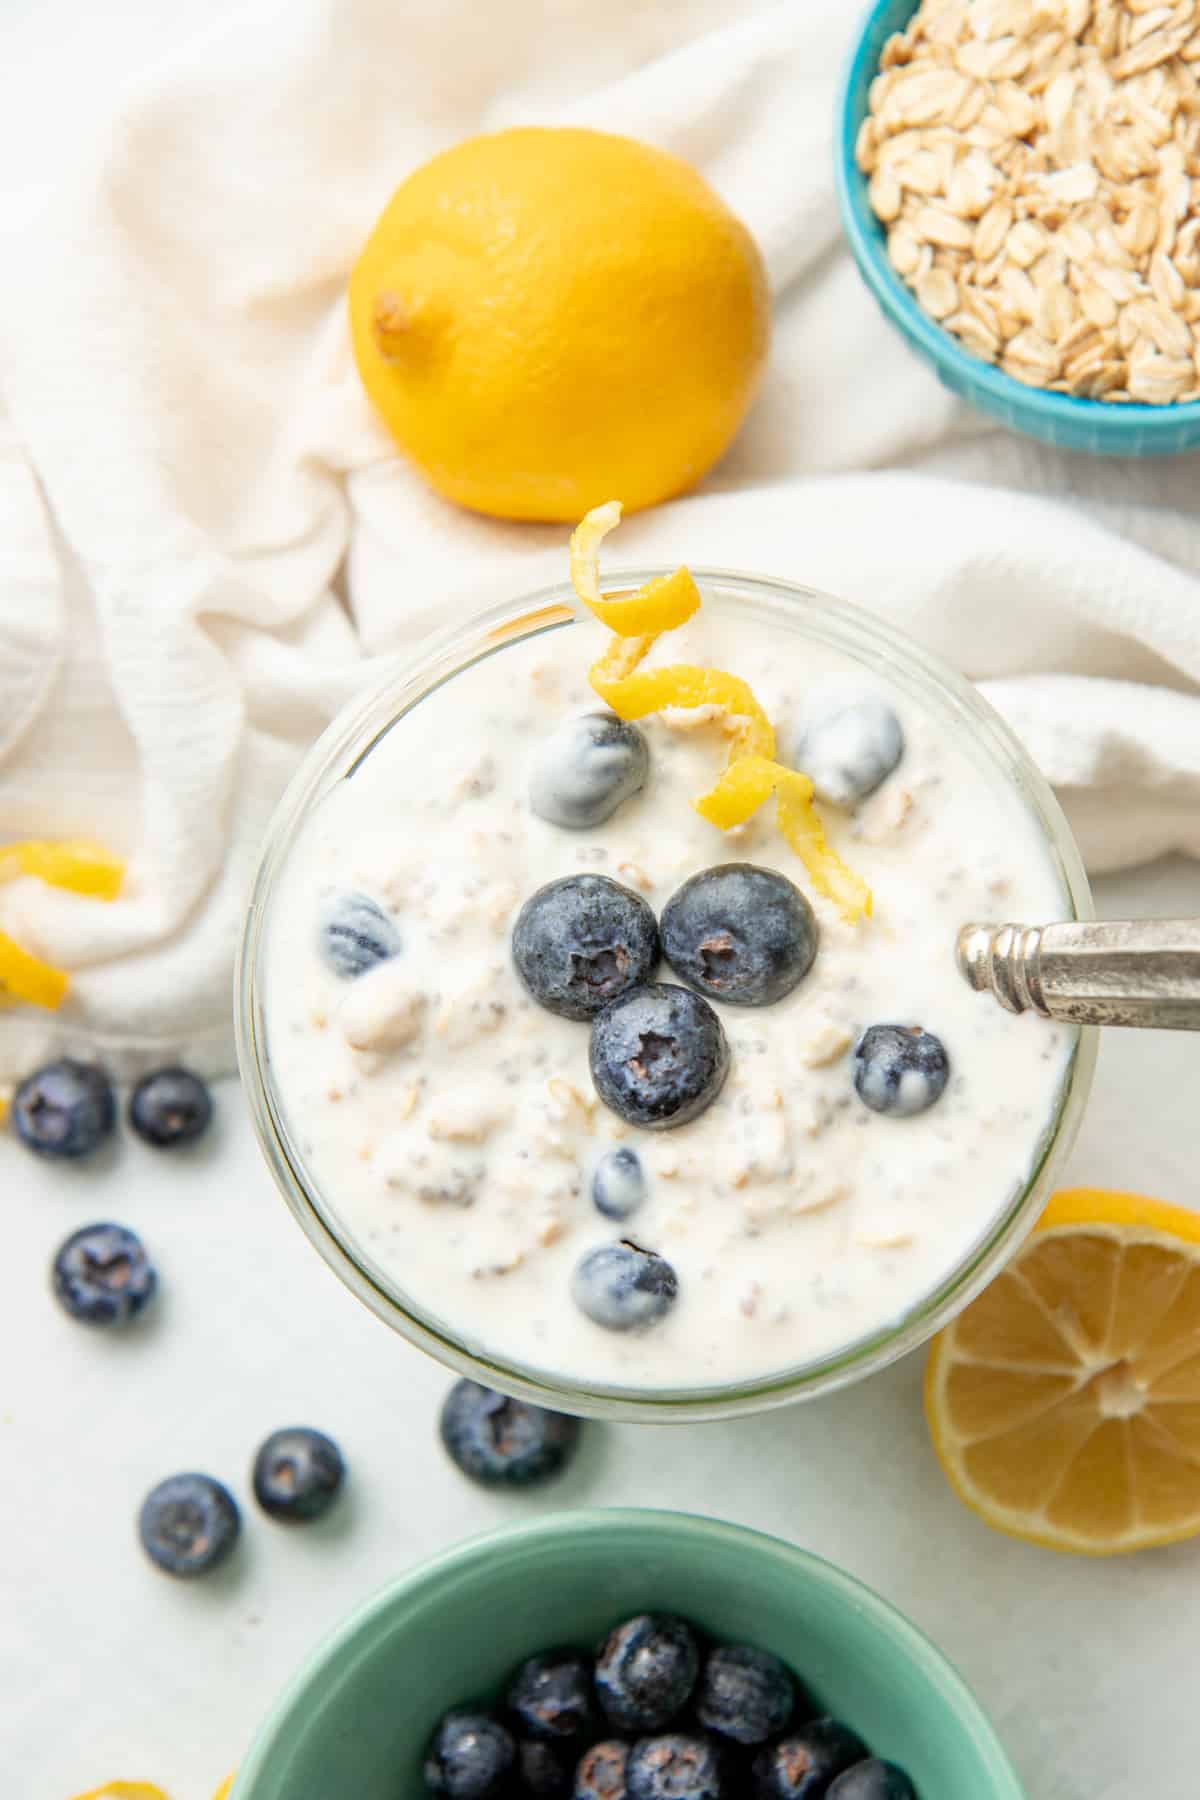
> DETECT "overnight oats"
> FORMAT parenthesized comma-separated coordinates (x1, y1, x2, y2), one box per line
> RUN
(239, 507, 1094, 1415)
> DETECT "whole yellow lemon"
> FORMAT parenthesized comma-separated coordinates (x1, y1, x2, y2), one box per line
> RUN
(348, 127, 769, 521)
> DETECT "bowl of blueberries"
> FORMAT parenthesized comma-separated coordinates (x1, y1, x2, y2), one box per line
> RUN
(228, 1508, 1023, 1800)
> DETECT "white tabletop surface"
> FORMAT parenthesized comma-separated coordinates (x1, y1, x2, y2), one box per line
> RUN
(2, 854, 1195, 1800)
(3, 6, 1200, 1799)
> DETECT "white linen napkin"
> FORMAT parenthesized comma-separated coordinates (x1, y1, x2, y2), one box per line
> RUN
(0, 0, 1197, 1082)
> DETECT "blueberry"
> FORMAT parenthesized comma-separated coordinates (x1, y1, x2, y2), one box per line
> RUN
(318, 891, 401, 979)
(592, 1147, 647, 1221)
(424, 1711, 517, 1799)
(12, 1059, 115, 1160)
(595, 1613, 700, 1732)
(519, 1737, 575, 1798)
(531, 712, 649, 830)
(826, 1762, 917, 1800)
(627, 1734, 726, 1800)
(695, 1644, 797, 1745)
(252, 1426, 345, 1523)
(572, 1242, 678, 1333)
(508, 1649, 599, 1743)
(52, 1222, 157, 1327)
(661, 865, 817, 1007)
(128, 1066, 213, 1148)
(440, 1380, 582, 1488)
(751, 1719, 867, 1800)
(590, 984, 729, 1129)
(789, 682, 904, 809)
(513, 875, 659, 1021)
(574, 1741, 631, 1800)
(138, 1472, 240, 1578)
(852, 1025, 949, 1118)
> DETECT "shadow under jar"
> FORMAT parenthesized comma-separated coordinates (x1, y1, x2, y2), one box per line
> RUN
(236, 569, 1096, 1422)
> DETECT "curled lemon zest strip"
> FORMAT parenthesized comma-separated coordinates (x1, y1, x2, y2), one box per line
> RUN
(69, 1780, 234, 1800)
(0, 836, 122, 1009)
(694, 752, 806, 830)
(70, 1787, 172, 1800)
(569, 500, 621, 605)
(569, 502, 871, 923)
(0, 930, 69, 1009)
(0, 838, 124, 901)
(593, 663, 775, 765)
(569, 502, 701, 637)
(590, 630, 659, 691)
(584, 567, 701, 637)
(698, 757, 873, 923)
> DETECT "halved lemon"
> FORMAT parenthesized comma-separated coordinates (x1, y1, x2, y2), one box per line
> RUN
(926, 1188, 1200, 1555)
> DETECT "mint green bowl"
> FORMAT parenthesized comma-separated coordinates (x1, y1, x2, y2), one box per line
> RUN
(230, 1510, 1024, 1799)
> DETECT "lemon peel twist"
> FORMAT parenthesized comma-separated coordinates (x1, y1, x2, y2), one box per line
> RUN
(698, 757, 872, 923)
(569, 504, 871, 923)
(569, 501, 702, 638)
(0, 836, 125, 1011)
(0, 930, 70, 1010)
(69, 1776, 234, 1800)
(0, 838, 124, 901)
(591, 662, 776, 766)
(71, 1788, 174, 1800)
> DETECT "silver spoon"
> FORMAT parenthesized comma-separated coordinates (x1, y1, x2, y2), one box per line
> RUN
(957, 919, 1200, 1030)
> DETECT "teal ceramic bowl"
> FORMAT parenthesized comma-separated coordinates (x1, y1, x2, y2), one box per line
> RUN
(230, 1510, 1024, 1799)
(836, 0, 1200, 455)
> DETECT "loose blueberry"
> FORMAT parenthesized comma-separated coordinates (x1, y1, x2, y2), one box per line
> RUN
(12, 1059, 115, 1160)
(513, 875, 660, 1021)
(318, 891, 401, 979)
(789, 681, 904, 809)
(138, 1472, 240, 1578)
(574, 1741, 630, 1800)
(661, 864, 817, 1008)
(508, 1649, 599, 1743)
(128, 1066, 213, 1149)
(252, 1426, 345, 1523)
(592, 1147, 647, 1221)
(424, 1711, 517, 1799)
(752, 1719, 868, 1800)
(52, 1222, 157, 1327)
(852, 1025, 949, 1118)
(826, 1762, 917, 1800)
(572, 1242, 678, 1333)
(531, 712, 650, 831)
(590, 984, 729, 1129)
(627, 1734, 726, 1800)
(519, 1737, 575, 1798)
(595, 1613, 700, 1732)
(696, 1644, 797, 1746)
(440, 1380, 582, 1488)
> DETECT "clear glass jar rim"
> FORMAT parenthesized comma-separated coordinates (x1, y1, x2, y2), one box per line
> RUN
(235, 567, 1097, 1421)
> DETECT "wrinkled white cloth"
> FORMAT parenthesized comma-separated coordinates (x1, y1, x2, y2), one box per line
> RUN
(0, 0, 1197, 1081)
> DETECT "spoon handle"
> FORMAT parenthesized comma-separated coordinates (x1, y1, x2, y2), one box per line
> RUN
(956, 919, 1200, 1030)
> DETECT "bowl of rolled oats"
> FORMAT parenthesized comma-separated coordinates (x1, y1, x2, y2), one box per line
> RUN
(836, 0, 1200, 453)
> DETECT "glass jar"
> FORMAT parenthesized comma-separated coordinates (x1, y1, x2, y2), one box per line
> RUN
(235, 570, 1097, 1422)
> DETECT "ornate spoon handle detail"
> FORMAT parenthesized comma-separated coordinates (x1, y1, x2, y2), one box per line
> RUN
(956, 919, 1200, 1031)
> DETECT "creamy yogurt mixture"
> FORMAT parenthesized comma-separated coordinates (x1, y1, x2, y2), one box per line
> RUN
(262, 594, 1074, 1392)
